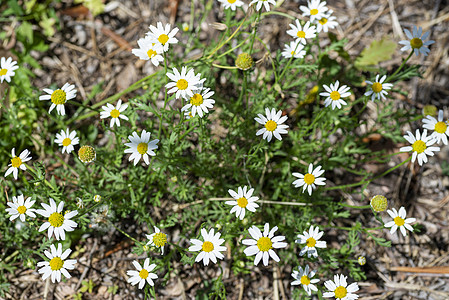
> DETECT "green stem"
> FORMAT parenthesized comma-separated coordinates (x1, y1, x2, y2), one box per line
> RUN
(277, 41, 301, 84)
(386, 51, 413, 82)
(111, 223, 140, 244)
(340, 204, 371, 209)
(25, 164, 57, 191)
(249, 10, 262, 54)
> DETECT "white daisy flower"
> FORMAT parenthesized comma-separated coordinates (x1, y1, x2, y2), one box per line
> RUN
(281, 40, 307, 59)
(54, 128, 79, 154)
(242, 223, 287, 266)
(146, 22, 179, 52)
(399, 129, 440, 166)
(99, 99, 129, 128)
(4, 148, 31, 180)
(0, 57, 19, 83)
(184, 110, 194, 119)
(124, 130, 159, 166)
(291, 265, 320, 296)
(320, 80, 351, 110)
(384, 206, 416, 237)
(39, 83, 77, 116)
(295, 225, 326, 258)
(255, 108, 289, 142)
(218, 0, 244, 10)
(323, 274, 359, 300)
(299, 0, 328, 22)
(5, 194, 36, 222)
(315, 10, 338, 33)
(181, 88, 215, 118)
(37, 243, 77, 283)
(131, 36, 164, 66)
(36, 198, 78, 241)
(249, 0, 276, 11)
(364, 74, 393, 101)
(189, 228, 227, 266)
(286, 20, 317, 45)
(127, 258, 158, 289)
(423, 109, 449, 145)
(166, 66, 205, 100)
(292, 163, 326, 196)
(226, 186, 259, 220)
(398, 25, 435, 57)
(146, 226, 168, 255)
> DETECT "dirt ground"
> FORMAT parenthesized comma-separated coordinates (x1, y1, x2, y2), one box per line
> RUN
(3, 0, 449, 299)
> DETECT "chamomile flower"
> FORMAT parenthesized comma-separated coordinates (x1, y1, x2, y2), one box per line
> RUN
(0, 57, 19, 83)
(100, 99, 129, 128)
(254, 108, 289, 142)
(384, 207, 416, 237)
(423, 109, 449, 145)
(242, 223, 287, 266)
(287, 20, 317, 45)
(292, 163, 326, 196)
(364, 74, 393, 101)
(291, 265, 320, 296)
(131, 36, 164, 66)
(399, 129, 440, 166)
(127, 258, 158, 289)
(166, 66, 205, 100)
(4, 148, 31, 180)
(323, 274, 359, 300)
(146, 226, 168, 255)
(181, 88, 215, 118)
(399, 25, 435, 57)
(226, 186, 259, 220)
(218, 0, 244, 11)
(316, 10, 338, 33)
(146, 22, 179, 52)
(320, 80, 351, 110)
(37, 244, 77, 283)
(189, 228, 227, 266)
(54, 128, 79, 154)
(5, 194, 36, 222)
(36, 198, 78, 241)
(249, 0, 276, 11)
(124, 130, 159, 166)
(39, 83, 77, 116)
(281, 40, 307, 59)
(300, 0, 328, 22)
(295, 225, 326, 258)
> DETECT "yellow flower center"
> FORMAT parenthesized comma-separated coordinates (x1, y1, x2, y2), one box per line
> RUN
(412, 140, 426, 154)
(78, 145, 96, 163)
(304, 173, 315, 185)
(435, 121, 447, 134)
(49, 212, 65, 227)
(176, 79, 188, 90)
(49, 257, 63, 271)
(394, 216, 405, 226)
(137, 142, 148, 155)
(139, 269, 149, 279)
(297, 30, 306, 38)
(310, 8, 319, 15)
(300, 275, 311, 285)
(410, 38, 423, 49)
(0, 68, 7, 76)
(202, 241, 214, 252)
(334, 286, 348, 299)
(17, 205, 27, 214)
(228, 0, 237, 3)
(372, 82, 383, 93)
(147, 49, 157, 58)
(306, 237, 316, 247)
(370, 195, 388, 212)
(190, 93, 204, 106)
(330, 91, 341, 101)
(158, 34, 169, 45)
(110, 109, 120, 118)
(291, 51, 295, 55)
(11, 156, 22, 168)
(153, 232, 167, 247)
(257, 237, 273, 252)
(62, 138, 72, 147)
(237, 197, 248, 208)
(50, 89, 67, 105)
(265, 120, 277, 132)
(319, 18, 328, 25)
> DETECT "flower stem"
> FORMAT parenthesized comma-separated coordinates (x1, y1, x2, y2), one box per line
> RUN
(386, 51, 413, 82)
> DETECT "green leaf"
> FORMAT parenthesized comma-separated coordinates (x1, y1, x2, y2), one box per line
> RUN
(355, 39, 396, 68)
(17, 21, 34, 44)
